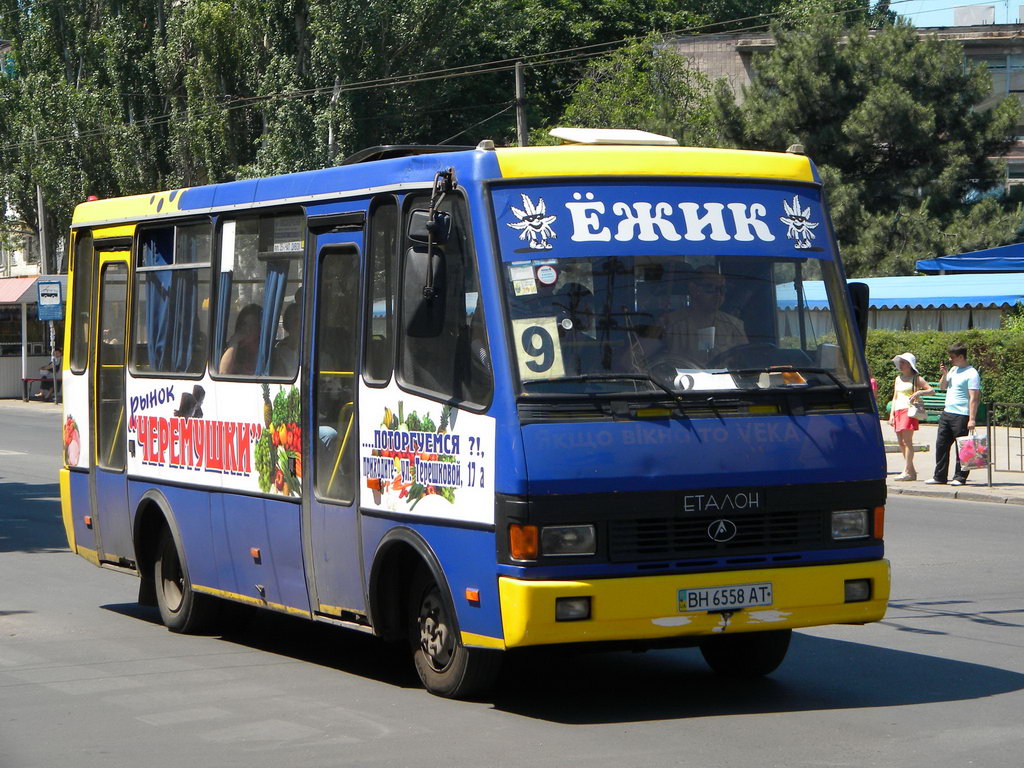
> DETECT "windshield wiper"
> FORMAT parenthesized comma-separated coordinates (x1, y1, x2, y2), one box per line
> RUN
(525, 372, 691, 414)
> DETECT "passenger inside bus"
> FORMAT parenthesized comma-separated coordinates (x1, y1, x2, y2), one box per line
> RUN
(656, 265, 748, 365)
(219, 303, 262, 375)
(100, 313, 125, 364)
(272, 302, 301, 377)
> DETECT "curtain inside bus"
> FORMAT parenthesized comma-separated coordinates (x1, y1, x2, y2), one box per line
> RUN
(254, 261, 289, 376)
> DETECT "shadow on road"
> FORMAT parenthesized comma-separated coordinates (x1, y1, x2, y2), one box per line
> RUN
(490, 632, 1024, 722)
(0, 481, 66, 553)
(101, 602, 421, 690)
(100, 602, 1024, 721)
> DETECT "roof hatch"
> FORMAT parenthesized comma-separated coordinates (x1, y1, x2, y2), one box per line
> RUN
(548, 127, 679, 146)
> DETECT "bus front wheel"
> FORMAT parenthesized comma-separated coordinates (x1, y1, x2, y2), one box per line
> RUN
(154, 527, 218, 634)
(408, 569, 501, 699)
(699, 629, 791, 677)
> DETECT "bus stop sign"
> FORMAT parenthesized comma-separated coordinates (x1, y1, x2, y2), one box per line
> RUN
(36, 280, 64, 321)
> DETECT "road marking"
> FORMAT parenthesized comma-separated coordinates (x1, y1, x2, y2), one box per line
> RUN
(0, 450, 26, 455)
(204, 719, 322, 743)
(138, 707, 232, 726)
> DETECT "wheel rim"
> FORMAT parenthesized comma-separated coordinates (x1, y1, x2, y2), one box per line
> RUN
(417, 587, 454, 672)
(159, 536, 185, 613)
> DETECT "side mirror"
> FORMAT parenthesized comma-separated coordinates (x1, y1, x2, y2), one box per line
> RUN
(848, 282, 869, 347)
(403, 246, 447, 337)
(408, 209, 451, 245)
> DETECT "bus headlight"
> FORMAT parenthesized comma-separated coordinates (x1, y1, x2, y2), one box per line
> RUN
(541, 525, 596, 556)
(831, 509, 869, 539)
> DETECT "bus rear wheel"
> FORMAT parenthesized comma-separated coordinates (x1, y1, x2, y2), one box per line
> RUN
(154, 527, 218, 634)
(409, 569, 501, 699)
(699, 629, 791, 677)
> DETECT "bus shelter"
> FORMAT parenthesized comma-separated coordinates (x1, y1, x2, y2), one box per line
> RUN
(0, 275, 66, 398)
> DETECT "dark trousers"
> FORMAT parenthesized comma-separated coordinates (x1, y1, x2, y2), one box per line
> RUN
(934, 411, 971, 482)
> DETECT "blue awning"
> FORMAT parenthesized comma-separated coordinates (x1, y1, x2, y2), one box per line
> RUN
(778, 273, 1024, 309)
(916, 242, 1024, 274)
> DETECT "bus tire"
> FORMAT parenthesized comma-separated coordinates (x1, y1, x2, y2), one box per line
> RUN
(699, 628, 791, 677)
(408, 569, 501, 699)
(154, 526, 219, 634)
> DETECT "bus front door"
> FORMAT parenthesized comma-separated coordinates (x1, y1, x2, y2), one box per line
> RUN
(90, 251, 133, 565)
(304, 240, 365, 618)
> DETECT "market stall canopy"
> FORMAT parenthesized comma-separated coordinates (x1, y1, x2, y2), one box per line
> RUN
(777, 273, 1024, 310)
(916, 242, 1024, 274)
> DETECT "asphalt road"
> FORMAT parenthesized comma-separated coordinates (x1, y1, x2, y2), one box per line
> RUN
(1, 401, 1022, 767)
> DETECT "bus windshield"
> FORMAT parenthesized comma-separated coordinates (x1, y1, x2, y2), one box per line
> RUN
(492, 179, 865, 396)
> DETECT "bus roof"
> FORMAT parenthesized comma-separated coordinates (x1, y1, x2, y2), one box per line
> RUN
(71, 144, 816, 228)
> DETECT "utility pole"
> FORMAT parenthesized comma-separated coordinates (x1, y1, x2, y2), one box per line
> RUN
(35, 184, 48, 276)
(33, 127, 48, 276)
(515, 61, 528, 147)
(328, 76, 341, 162)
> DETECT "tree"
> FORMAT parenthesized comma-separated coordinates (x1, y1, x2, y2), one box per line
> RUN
(306, 0, 709, 152)
(547, 35, 717, 146)
(713, 7, 1022, 276)
(0, 0, 170, 253)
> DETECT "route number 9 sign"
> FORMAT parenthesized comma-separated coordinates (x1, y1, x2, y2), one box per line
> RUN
(511, 317, 565, 381)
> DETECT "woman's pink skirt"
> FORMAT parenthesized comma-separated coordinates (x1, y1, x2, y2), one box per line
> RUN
(893, 408, 919, 432)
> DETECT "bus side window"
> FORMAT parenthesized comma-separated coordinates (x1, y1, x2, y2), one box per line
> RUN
(69, 232, 95, 374)
(399, 196, 492, 405)
(132, 222, 212, 376)
(363, 196, 398, 385)
(214, 212, 305, 379)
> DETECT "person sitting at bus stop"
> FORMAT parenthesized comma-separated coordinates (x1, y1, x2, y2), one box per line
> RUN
(658, 266, 747, 365)
(33, 348, 62, 401)
(219, 304, 262, 375)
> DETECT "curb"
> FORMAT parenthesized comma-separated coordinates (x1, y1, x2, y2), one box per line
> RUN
(883, 442, 929, 453)
(887, 484, 1024, 506)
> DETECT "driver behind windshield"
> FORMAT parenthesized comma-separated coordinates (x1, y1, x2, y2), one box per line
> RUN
(657, 265, 747, 365)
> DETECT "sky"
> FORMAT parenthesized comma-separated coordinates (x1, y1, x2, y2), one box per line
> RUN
(891, 0, 1023, 26)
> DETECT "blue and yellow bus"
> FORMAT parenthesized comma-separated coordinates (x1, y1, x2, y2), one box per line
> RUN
(60, 129, 889, 698)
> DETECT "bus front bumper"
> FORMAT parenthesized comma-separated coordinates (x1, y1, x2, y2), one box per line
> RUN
(493, 560, 890, 649)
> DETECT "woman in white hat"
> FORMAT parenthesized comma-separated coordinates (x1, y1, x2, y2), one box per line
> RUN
(890, 352, 934, 481)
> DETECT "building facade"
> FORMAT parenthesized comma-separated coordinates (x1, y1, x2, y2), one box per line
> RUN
(668, 20, 1024, 187)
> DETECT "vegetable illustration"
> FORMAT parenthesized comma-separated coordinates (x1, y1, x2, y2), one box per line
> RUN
(63, 416, 80, 467)
(256, 385, 301, 496)
(367, 400, 456, 508)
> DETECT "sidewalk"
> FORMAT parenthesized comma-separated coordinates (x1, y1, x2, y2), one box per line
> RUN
(0, 397, 62, 411)
(881, 420, 1024, 506)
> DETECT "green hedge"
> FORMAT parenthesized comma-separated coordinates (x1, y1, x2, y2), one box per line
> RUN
(866, 329, 1024, 414)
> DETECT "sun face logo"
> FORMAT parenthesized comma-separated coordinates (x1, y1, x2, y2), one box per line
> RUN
(780, 195, 819, 250)
(508, 193, 557, 250)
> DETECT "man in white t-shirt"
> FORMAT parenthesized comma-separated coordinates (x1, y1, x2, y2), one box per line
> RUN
(926, 342, 981, 486)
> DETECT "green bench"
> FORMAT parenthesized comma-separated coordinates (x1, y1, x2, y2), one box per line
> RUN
(886, 381, 986, 423)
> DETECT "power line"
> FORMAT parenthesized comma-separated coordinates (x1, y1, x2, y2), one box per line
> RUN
(437, 102, 515, 145)
(0, 0, 980, 155)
